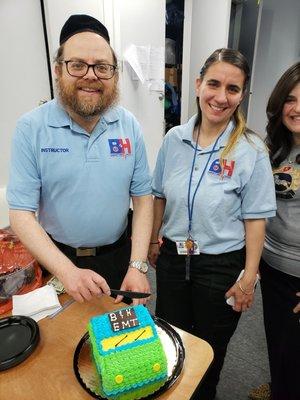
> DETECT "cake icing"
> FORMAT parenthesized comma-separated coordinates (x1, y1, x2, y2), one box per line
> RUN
(88, 305, 168, 399)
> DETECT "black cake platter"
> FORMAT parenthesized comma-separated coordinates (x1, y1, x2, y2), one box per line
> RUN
(73, 316, 185, 399)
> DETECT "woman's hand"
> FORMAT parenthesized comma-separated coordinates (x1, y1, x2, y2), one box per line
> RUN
(225, 277, 256, 312)
(293, 292, 300, 313)
(148, 243, 160, 268)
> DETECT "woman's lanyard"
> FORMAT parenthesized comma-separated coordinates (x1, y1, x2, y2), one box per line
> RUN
(185, 125, 225, 280)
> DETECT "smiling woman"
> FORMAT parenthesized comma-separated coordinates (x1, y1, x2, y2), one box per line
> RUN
(196, 62, 245, 135)
(282, 83, 300, 139)
(258, 62, 300, 400)
(149, 48, 276, 400)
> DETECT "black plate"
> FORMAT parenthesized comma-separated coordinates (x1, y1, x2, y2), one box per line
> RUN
(73, 316, 185, 399)
(0, 315, 40, 371)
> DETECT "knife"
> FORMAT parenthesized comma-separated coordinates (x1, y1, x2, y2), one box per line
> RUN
(110, 289, 151, 299)
(49, 289, 151, 319)
(49, 298, 75, 319)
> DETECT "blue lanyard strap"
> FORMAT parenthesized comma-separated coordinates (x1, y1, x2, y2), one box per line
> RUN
(187, 127, 225, 235)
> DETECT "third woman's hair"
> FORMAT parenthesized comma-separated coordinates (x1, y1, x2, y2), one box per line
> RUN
(266, 62, 300, 167)
(196, 48, 250, 160)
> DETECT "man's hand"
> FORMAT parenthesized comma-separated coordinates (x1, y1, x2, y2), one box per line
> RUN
(57, 266, 111, 303)
(115, 268, 150, 306)
(293, 292, 300, 314)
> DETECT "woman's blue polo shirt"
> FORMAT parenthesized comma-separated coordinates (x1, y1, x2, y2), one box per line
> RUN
(152, 116, 277, 254)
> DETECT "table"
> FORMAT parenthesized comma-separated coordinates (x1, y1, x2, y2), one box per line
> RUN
(0, 295, 213, 400)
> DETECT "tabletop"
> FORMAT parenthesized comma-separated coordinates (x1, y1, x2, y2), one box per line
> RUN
(0, 295, 213, 400)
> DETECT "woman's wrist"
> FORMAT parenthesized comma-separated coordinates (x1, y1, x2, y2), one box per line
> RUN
(242, 268, 259, 284)
(237, 280, 255, 295)
(238, 269, 259, 294)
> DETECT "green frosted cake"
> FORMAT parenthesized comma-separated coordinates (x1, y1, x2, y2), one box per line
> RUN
(88, 305, 168, 399)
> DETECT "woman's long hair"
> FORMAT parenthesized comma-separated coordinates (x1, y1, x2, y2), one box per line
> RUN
(265, 62, 300, 167)
(195, 48, 250, 161)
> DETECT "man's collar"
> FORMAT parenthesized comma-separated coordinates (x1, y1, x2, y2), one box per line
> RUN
(47, 99, 120, 128)
(48, 99, 71, 128)
(101, 107, 120, 124)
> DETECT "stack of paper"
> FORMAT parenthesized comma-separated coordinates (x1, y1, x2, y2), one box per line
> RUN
(12, 285, 61, 321)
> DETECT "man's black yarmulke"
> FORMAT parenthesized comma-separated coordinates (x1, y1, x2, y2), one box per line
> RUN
(59, 14, 110, 45)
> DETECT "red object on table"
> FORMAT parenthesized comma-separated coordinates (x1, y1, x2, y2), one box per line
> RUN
(0, 229, 42, 314)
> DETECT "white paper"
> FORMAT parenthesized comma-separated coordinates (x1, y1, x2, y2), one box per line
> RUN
(123, 44, 164, 91)
(12, 285, 61, 322)
(124, 44, 147, 83)
(148, 80, 164, 92)
(149, 46, 164, 80)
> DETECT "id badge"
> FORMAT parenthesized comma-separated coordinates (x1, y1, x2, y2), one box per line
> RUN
(175, 240, 200, 255)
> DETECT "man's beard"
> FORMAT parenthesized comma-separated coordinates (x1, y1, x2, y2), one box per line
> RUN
(56, 76, 119, 119)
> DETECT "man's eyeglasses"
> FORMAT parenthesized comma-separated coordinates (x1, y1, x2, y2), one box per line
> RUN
(61, 60, 117, 80)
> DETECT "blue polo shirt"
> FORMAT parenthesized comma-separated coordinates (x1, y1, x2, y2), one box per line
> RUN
(152, 115, 276, 254)
(7, 100, 151, 247)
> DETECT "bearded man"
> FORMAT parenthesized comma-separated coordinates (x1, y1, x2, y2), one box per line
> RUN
(7, 15, 152, 304)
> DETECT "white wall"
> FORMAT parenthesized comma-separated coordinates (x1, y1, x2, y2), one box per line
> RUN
(0, 0, 51, 190)
(247, 0, 300, 136)
(181, 0, 231, 123)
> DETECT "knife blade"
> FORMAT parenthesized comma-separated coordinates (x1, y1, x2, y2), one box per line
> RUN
(49, 298, 75, 319)
(49, 289, 151, 320)
(110, 289, 151, 299)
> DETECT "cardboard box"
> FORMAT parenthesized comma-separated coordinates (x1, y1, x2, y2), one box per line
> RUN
(165, 67, 178, 87)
